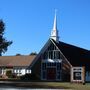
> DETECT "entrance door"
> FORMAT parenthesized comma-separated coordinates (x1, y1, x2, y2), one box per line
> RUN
(47, 68, 56, 80)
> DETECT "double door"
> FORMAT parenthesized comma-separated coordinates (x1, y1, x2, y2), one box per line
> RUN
(47, 68, 56, 80)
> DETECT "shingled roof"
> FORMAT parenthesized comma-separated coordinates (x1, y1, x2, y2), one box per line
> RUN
(54, 40, 90, 70)
(0, 55, 36, 67)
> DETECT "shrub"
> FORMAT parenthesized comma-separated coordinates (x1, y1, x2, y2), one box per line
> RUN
(20, 74, 39, 81)
(6, 70, 13, 78)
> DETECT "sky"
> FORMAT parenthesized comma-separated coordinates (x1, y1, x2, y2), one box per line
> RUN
(0, 0, 90, 56)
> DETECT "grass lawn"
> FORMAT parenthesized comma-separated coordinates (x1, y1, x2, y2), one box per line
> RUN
(22, 82, 89, 90)
(0, 81, 90, 90)
(43, 82, 90, 90)
(9, 82, 90, 90)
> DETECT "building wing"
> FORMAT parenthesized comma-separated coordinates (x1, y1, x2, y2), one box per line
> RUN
(0, 55, 36, 67)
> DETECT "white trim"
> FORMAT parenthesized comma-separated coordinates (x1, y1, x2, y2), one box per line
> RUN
(42, 59, 62, 63)
(71, 67, 83, 82)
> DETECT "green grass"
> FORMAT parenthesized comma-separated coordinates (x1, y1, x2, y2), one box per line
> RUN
(25, 82, 90, 90)
(39, 82, 90, 90)
(13, 82, 90, 90)
(0, 81, 90, 89)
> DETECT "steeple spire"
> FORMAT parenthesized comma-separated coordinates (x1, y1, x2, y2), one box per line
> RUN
(50, 10, 59, 43)
(53, 10, 57, 31)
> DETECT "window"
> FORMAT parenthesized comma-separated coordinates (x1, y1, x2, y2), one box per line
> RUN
(56, 51, 60, 59)
(56, 63, 61, 80)
(48, 44, 56, 50)
(44, 52, 48, 59)
(48, 51, 52, 59)
(53, 51, 56, 59)
(53, 63, 56, 66)
(15, 69, 18, 73)
(47, 63, 51, 67)
(19, 68, 21, 73)
(25, 69, 31, 73)
(57, 63, 61, 70)
(47, 62, 56, 67)
(71, 67, 83, 82)
(57, 71, 61, 79)
(74, 72, 81, 80)
(14, 68, 22, 74)
(42, 63, 46, 70)
(52, 63, 56, 66)
(43, 43, 61, 60)
(52, 51, 60, 59)
(42, 71, 46, 79)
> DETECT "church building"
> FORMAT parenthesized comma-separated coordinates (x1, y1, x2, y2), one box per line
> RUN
(30, 13, 90, 83)
(0, 13, 90, 83)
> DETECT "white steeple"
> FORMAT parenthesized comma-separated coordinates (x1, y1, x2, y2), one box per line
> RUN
(50, 11, 59, 42)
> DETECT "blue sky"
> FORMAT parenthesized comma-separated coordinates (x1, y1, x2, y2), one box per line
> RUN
(0, 0, 90, 56)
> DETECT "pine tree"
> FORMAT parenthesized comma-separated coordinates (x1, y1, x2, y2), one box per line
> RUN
(0, 20, 12, 56)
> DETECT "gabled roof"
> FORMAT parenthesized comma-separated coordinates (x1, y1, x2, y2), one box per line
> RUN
(0, 55, 36, 67)
(53, 39, 90, 69)
(30, 39, 72, 68)
(30, 39, 52, 68)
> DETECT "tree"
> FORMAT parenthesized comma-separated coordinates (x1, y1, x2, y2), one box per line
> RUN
(30, 52, 37, 55)
(16, 53, 21, 56)
(0, 20, 12, 56)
